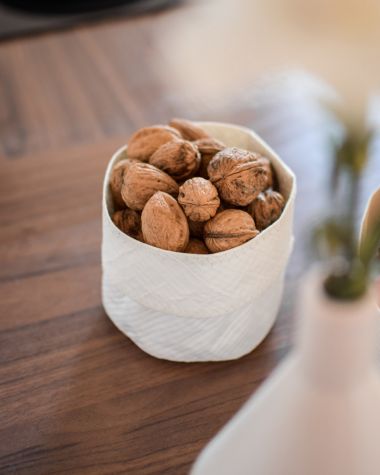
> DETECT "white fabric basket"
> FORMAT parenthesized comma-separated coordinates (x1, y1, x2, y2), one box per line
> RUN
(101, 122, 296, 362)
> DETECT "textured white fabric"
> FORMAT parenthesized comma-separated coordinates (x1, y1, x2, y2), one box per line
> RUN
(101, 123, 296, 362)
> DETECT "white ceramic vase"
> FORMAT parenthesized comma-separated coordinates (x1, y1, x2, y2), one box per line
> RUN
(361, 187, 380, 307)
(191, 270, 380, 475)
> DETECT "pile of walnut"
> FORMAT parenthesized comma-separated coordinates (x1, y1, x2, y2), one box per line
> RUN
(110, 119, 285, 254)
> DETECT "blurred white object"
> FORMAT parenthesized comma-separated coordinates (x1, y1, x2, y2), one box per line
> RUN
(361, 187, 380, 245)
(101, 122, 296, 362)
(192, 270, 380, 475)
(360, 187, 380, 308)
(240, 71, 341, 157)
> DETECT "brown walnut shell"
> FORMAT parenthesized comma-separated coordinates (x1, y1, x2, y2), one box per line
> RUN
(185, 239, 209, 254)
(112, 209, 143, 241)
(169, 118, 210, 141)
(121, 162, 179, 211)
(207, 147, 273, 206)
(141, 192, 189, 252)
(178, 177, 220, 222)
(194, 137, 226, 179)
(204, 209, 259, 253)
(149, 139, 201, 181)
(127, 125, 181, 162)
(110, 159, 138, 209)
(248, 189, 285, 230)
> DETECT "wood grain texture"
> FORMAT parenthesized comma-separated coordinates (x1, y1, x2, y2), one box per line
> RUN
(0, 5, 379, 475)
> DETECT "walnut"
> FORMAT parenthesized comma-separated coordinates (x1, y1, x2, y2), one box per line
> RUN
(262, 160, 274, 189)
(169, 118, 210, 141)
(127, 125, 181, 162)
(121, 162, 179, 211)
(149, 139, 201, 181)
(188, 219, 205, 239)
(194, 137, 226, 178)
(217, 200, 241, 212)
(141, 192, 189, 252)
(110, 159, 138, 209)
(112, 209, 143, 241)
(185, 239, 209, 254)
(207, 147, 273, 206)
(248, 189, 285, 230)
(178, 177, 220, 222)
(204, 209, 259, 253)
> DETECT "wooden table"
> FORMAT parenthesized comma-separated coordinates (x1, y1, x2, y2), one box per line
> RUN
(1, 5, 379, 475)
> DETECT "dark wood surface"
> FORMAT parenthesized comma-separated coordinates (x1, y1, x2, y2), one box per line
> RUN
(0, 6, 379, 475)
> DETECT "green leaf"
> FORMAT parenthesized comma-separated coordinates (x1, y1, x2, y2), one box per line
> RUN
(360, 217, 380, 271)
(324, 258, 367, 300)
(336, 131, 371, 177)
